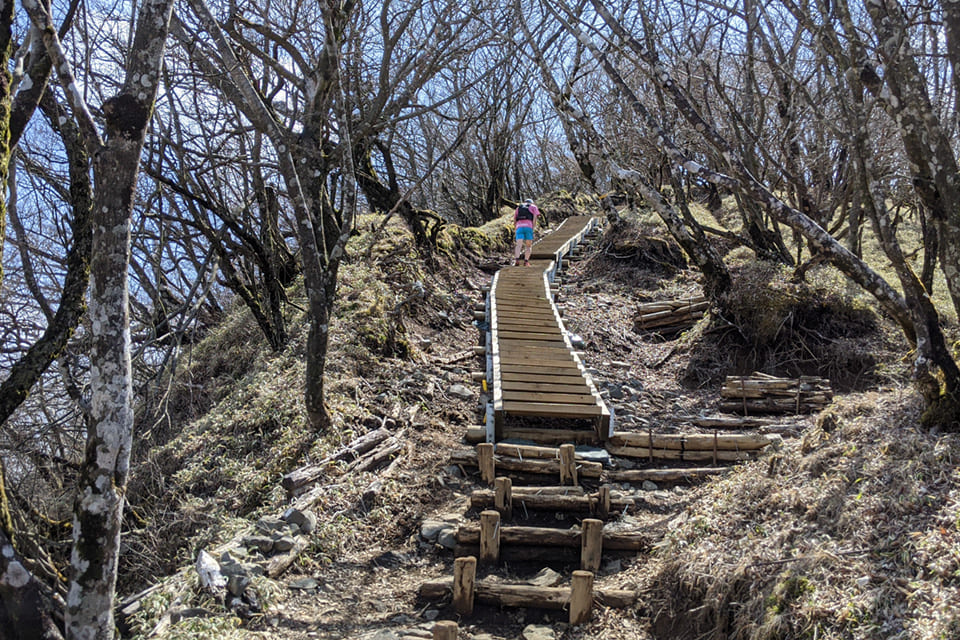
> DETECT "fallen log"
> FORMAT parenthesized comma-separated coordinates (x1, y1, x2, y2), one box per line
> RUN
(634, 298, 708, 333)
(281, 427, 391, 492)
(348, 435, 405, 474)
(265, 537, 310, 579)
(605, 446, 756, 462)
(419, 576, 637, 609)
(603, 467, 728, 483)
(692, 416, 785, 429)
(456, 524, 647, 551)
(450, 449, 603, 478)
(470, 489, 632, 514)
(719, 398, 829, 414)
(720, 374, 832, 414)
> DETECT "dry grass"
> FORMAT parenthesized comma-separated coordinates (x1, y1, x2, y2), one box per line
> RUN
(124, 203, 960, 640)
(641, 391, 960, 640)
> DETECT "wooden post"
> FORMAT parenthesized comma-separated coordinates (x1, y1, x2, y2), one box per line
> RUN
(569, 570, 594, 624)
(479, 510, 501, 564)
(433, 621, 458, 640)
(559, 444, 578, 486)
(581, 519, 603, 572)
(477, 443, 495, 485)
(596, 485, 611, 519)
(453, 556, 476, 615)
(494, 477, 513, 519)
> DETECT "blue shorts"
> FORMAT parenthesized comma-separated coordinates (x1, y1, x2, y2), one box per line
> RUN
(515, 227, 534, 241)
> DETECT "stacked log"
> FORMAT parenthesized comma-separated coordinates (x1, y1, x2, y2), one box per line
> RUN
(633, 297, 707, 334)
(606, 431, 780, 462)
(720, 373, 832, 414)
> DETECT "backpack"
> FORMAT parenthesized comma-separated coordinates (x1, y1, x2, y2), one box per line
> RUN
(516, 204, 534, 222)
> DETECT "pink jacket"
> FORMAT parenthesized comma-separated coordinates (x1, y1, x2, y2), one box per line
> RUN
(514, 203, 541, 229)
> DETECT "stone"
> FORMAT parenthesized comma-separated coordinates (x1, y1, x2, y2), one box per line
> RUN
(244, 536, 274, 554)
(366, 631, 400, 640)
(601, 558, 622, 575)
(642, 480, 658, 492)
(272, 536, 296, 553)
(420, 520, 446, 541)
(371, 551, 408, 568)
(422, 609, 440, 621)
(607, 384, 625, 400)
(436, 528, 457, 550)
(574, 446, 610, 465)
(227, 574, 250, 597)
(447, 384, 474, 400)
(527, 567, 563, 587)
(288, 577, 319, 590)
(219, 557, 248, 578)
(255, 517, 287, 534)
(444, 465, 463, 478)
(283, 508, 318, 534)
(522, 624, 556, 640)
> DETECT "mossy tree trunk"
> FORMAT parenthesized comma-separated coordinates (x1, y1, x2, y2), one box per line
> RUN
(0, 92, 92, 427)
(354, 142, 443, 248)
(1, 2, 80, 637)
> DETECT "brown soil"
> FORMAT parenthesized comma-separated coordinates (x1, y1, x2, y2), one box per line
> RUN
(145, 218, 960, 640)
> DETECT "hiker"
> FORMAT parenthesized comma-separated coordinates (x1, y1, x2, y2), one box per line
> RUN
(513, 198, 542, 266)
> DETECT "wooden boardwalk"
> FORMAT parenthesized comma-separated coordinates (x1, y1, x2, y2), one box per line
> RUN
(485, 216, 610, 442)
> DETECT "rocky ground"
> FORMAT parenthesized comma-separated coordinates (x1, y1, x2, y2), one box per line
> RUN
(133, 214, 958, 640)
(227, 234, 786, 640)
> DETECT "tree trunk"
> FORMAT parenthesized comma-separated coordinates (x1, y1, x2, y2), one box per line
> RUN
(23, 0, 176, 636)
(0, 92, 92, 427)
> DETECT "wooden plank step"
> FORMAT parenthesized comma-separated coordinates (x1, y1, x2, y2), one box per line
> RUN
(500, 372, 588, 385)
(500, 382, 591, 394)
(502, 391, 599, 405)
(499, 363, 585, 375)
(496, 356, 582, 368)
(496, 340, 571, 349)
(502, 401, 604, 417)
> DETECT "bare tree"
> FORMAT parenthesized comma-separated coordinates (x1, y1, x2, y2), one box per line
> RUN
(556, 0, 960, 426)
(22, 0, 177, 637)
(176, 0, 361, 429)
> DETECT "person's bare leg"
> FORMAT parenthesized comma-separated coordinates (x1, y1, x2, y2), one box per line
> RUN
(514, 239, 523, 264)
(524, 240, 533, 263)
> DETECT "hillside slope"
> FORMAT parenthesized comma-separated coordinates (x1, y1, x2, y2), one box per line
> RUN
(123, 202, 959, 640)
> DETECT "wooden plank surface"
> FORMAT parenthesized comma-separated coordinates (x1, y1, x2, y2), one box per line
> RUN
(502, 401, 604, 417)
(502, 390, 600, 405)
(490, 217, 606, 430)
